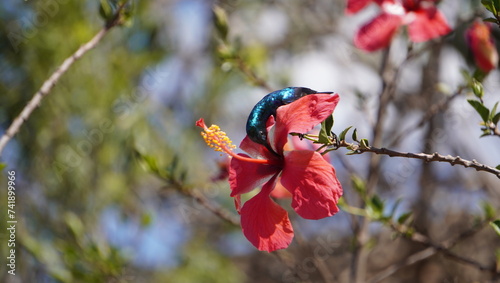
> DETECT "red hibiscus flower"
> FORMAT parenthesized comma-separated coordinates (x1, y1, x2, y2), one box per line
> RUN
(347, 0, 451, 51)
(196, 93, 343, 252)
(346, 0, 383, 14)
(269, 133, 333, 200)
(466, 20, 499, 73)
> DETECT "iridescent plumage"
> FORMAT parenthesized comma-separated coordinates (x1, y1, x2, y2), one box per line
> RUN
(246, 87, 332, 152)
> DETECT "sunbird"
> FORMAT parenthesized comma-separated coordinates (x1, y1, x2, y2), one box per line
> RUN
(246, 87, 333, 154)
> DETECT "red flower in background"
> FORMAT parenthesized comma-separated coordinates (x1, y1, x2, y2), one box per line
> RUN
(197, 93, 343, 252)
(347, 0, 451, 51)
(466, 20, 499, 73)
(346, 0, 383, 14)
(210, 158, 230, 182)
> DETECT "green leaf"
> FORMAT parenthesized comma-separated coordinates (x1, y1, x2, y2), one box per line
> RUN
(217, 44, 236, 60)
(337, 197, 346, 206)
(99, 0, 114, 20)
(482, 0, 497, 15)
(352, 128, 358, 142)
(367, 195, 384, 219)
(120, 2, 135, 27)
(481, 132, 492, 138)
(473, 69, 488, 83)
(318, 116, 334, 143)
(370, 195, 384, 212)
(317, 130, 329, 144)
(494, 0, 500, 15)
(339, 126, 353, 141)
(168, 155, 179, 176)
(135, 149, 169, 178)
(397, 212, 413, 224)
(0, 163, 6, 171)
(490, 220, 500, 236)
(64, 212, 84, 240)
(491, 102, 499, 120)
(351, 174, 366, 196)
(144, 155, 160, 173)
(180, 169, 188, 183)
(482, 0, 493, 8)
(468, 99, 490, 123)
(99, 0, 135, 26)
(492, 112, 500, 125)
(484, 17, 499, 23)
(213, 5, 229, 40)
(496, 164, 500, 170)
(140, 212, 153, 227)
(461, 69, 472, 84)
(483, 202, 496, 220)
(360, 138, 370, 149)
(325, 115, 334, 133)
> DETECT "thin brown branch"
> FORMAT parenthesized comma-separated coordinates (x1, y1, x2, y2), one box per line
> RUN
(388, 85, 466, 147)
(340, 141, 500, 179)
(369, 220, 495, 282)
(489, 123, 500, 138)
(367, 247, 435, 283)
(0, 5, 127, 157)
(354, 44, 411, 283)
(178, 188, 240, 226)
(293, 222, 335, 283)
(235, 56, 273, 92)
(397, 222, 497, 273)
(160, 173, 240, 226)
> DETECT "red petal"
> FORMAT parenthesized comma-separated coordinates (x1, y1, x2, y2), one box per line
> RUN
(346, 0, 373, 14)
(229, 154, 280, 196)
(270, 177, 292, 199)
(291, 133, 331, 163)
(270, 93, 340, 155)
(355, 13, 403, 52)
(234, 195, 242, 214)
(239, 135, 278, 161)
(466, 21, 498, 73)
(281, 150, 343, 220)
(407, 9, 451, 42)
(240, 176, 294, 252)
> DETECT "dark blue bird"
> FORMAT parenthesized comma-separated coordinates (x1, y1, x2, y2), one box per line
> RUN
(246, 87, 333, 153)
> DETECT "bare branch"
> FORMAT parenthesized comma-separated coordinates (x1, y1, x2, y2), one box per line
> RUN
(0, 6, 127, 157)
(353, 42, 453, 283)
(368, 220, 495, 282)
(178, 188, 240, 226)
(235, 56, 273, 92)
(158, 167, 240, 226)
(388, 85, 466, 147)
(488, 123, 500, 138)
(367, 247, 436, 283)
(340, 141, 500, 178)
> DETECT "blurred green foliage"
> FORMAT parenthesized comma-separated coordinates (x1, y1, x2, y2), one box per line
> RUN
(1, 0, 500, 282)
(0, 0, 242, 281)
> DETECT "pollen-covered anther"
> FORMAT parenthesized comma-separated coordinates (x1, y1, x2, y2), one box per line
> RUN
(196, 118, 276, 165)
(201, 124, 236, 154)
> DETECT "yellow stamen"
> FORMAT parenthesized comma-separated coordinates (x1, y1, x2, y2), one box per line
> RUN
(201, 124, 237, 153)
(196, 118, 279, 165)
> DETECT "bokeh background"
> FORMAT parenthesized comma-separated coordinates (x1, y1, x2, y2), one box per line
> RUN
(1, 0, 500, 282)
